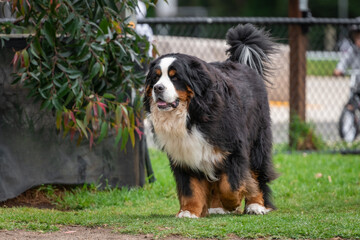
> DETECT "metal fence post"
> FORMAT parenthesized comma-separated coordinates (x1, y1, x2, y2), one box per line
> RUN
(288, 0, 307, 146)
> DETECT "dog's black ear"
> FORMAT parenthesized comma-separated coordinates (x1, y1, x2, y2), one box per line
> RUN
(145, 61, 157, 86)
(183, 59, 218, 123)
(182, 58, 212, 97)
(143, 61, 158, 113)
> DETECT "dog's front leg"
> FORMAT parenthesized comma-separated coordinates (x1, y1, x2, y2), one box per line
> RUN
(171, 164, 210, 218)
(177, 177, 210, 218)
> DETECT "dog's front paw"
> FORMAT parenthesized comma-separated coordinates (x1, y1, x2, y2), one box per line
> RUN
(176, 210, 199, 218)
(208, 208, 229, 214)
(245, 203, 272, 215)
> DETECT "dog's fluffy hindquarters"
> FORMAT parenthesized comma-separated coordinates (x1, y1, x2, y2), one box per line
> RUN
(144, 24, 278, 218)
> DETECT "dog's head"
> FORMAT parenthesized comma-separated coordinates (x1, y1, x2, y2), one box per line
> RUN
(144, 54, 211, 113)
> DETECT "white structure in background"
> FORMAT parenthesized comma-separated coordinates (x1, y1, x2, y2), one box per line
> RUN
(136, 1, 153, 56)
(156, 0, 178, 17)
(154, 0, 178, 35)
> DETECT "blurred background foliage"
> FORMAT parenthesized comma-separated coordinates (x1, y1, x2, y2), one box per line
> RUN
(148, 0, 360, 18)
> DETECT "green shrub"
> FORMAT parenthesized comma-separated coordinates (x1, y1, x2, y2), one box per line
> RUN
(289, 114, 325, 150)
(2, 0, 155, 148)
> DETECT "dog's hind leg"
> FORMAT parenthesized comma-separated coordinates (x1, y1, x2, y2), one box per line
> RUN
(244, 172, 273, 215)
(217, 173, 246, 213)
(247, 121, 277, 213)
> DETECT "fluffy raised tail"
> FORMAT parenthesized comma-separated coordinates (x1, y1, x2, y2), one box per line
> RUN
(226, 23, 275, 78)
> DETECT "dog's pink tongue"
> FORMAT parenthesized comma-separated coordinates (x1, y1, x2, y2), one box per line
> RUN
(157, 100, 168, 107)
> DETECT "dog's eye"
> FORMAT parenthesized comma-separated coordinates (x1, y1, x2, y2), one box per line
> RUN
(168, 69, 176, 78)
(172, 77, 178, 81)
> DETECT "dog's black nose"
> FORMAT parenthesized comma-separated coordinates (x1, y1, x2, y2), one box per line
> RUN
(154, 84, 165, 94)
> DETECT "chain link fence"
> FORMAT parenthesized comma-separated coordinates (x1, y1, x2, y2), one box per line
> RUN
(139, 17, 360, 153)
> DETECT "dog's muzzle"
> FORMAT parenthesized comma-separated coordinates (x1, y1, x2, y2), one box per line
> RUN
(156, 98, 179, 110)
(153, 83, 179, 110)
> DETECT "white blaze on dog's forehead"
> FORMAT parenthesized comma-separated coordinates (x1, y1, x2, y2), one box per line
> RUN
(152, 57, 178, 103)
(159, 57, 176, 72)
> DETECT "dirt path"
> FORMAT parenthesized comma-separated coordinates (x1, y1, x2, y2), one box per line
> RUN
(0, 226, 155, 240)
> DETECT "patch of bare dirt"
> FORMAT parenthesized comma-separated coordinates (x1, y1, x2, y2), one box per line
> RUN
(0, 226, 151, 240)
(0, 185, 69, 209)
(0, 226, 235, 240)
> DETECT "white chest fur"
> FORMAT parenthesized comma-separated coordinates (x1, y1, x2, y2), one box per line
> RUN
(149, 102, 225, 181)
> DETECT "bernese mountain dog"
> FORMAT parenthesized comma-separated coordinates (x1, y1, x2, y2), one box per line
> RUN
(144, 24, 278, 218)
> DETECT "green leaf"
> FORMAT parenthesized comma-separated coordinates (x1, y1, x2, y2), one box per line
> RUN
(76, 52, 91, 63)
(53, 78, 62, 87)
(64, 17, 78, 36)
(89, 62, 100, 80)
(90, 43, 105, 52)
(121, 105, 130, 128)
(71, 79, 79, 90)
(115, 105, 122, 125)
(68, 72, 82, 79)
(52, 98, 62, 110)
(42, 61, 51, 70)
(30, 58, 39, 66)
(40, 99, 52, 110)
(22, 49, 29, 67)
(129, 107, 135, 128)
(43, 70, 52, 78)
(114, 127, 122, 146)
(97, 121, 108, 143)
(58, 51, 72, 58)
(64, 92, 75, 107)
(76, 119, 88, 139)
(20, 72, 27, 82)
(43, 21, 56, 47)
(38, 88, 48, 99)
(99, 17, 110, 35)
(63, 12, 75, 25)
(120, 127, 129, 151)
(107, 26, 113, 40)
(103, 2, 118, 12)
(129, 127, 135, 147)
(57, 82, 70, 98)
(56, 110, 62, 129)
(85, 102, 93, 125)
(103, 93, 116, 100)
(41, 83, 53, 91)
(56, 63, 68, 72)
(29, 72, 40, 81)
(32, 36, 46, 59)
(75, 90, 84, 105)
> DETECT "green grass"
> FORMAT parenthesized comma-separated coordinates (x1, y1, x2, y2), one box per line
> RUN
(1, 149, 360, 239)
(307, 59, 338, 76)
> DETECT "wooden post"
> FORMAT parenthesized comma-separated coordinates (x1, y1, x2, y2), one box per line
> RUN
(289, 0, 307, 146)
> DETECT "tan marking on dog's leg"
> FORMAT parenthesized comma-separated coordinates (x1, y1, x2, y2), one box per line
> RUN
(244, 172, 272, 215)
(245, 172, 264, 206)
(177, 178, 211, 218)
(210, 184, 223, 208)
(217, 174, 245, 212)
